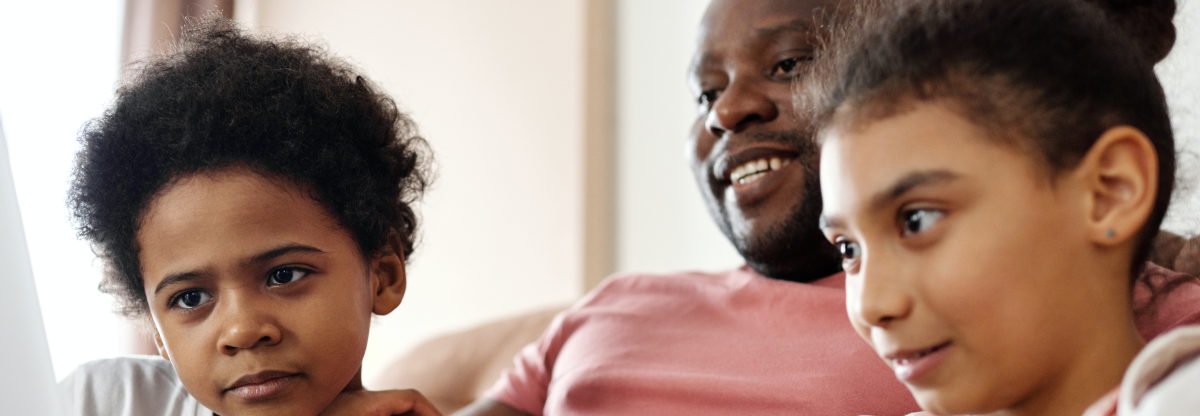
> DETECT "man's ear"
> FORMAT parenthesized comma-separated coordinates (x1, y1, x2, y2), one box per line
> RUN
(1076, 125, 1158, 245)
(370, 248, 407, 315)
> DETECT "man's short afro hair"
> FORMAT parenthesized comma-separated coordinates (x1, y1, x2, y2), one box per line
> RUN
(69, 17, 431, 318)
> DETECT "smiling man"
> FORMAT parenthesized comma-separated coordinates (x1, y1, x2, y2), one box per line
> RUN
(454, 1, 918, 415)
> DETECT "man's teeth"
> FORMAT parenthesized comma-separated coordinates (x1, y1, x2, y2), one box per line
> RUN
(730, 157, 790, 184)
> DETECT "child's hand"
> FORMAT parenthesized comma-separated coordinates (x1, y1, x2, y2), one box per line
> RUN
(320, 389, 443, 416)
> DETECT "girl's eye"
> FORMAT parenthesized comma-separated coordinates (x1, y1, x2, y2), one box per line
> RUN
(172, 290, 212, 310)
(267, 267, 310, 286)
(836, 239, 862, 261)
(902, 209, 944, 236)
(771, 56, 812, 78)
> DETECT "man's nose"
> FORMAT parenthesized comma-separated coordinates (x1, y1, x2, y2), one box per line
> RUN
(850, 251, 914, 329)
(704, 77, 778, 137)
(215, 295, 282, 354)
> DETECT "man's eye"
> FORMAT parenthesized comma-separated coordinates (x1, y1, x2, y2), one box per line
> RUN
(902, 209, 944, 236)
(172, 290, 212, 310)
(697, 90, 720, 109)
(267, 267, 310, 286)
(771, 56, 812, 78)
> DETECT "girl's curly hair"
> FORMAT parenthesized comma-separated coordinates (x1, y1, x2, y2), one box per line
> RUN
(69, 17, 432, 318)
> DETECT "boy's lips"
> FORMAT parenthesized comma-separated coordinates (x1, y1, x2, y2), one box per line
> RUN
(225, 370, 301, 400)
(884, 341, 952, 383)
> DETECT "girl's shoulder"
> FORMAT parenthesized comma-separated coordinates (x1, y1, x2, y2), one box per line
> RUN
(1119, 325, 1200, 415)
(58, 356, 213, 416)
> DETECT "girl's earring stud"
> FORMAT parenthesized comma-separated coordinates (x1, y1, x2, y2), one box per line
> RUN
(1106, 230, 1115, 238)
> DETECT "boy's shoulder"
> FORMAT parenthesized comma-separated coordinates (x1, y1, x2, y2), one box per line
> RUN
(59, 356, 212, 416)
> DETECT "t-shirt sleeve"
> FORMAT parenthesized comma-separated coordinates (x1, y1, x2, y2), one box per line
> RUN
(57, 356, 211, 416)
(483, 311, 571, 416)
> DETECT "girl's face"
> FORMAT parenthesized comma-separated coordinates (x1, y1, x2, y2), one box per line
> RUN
(138, 167, 403, 416)
(817, 103, 1125, 415)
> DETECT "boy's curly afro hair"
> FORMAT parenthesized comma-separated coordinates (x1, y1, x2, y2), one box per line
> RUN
(69, 17, 431, 318)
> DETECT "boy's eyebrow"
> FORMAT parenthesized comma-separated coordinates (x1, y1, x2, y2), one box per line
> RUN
(153, 244, 327, 295)
(246, 243, 326, 266)
(869, 170, 961, 212)
(154, 271, 209, 295)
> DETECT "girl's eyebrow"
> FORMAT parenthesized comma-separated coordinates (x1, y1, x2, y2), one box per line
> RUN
(819, 170, 961, 233)
(868, 170, 960, 212)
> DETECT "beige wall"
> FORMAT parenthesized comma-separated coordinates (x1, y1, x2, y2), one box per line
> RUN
(613, 0, 744, 275)
(242, 0, 593, 381)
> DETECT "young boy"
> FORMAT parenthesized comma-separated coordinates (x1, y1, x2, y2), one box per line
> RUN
(60, 18, 439, 416)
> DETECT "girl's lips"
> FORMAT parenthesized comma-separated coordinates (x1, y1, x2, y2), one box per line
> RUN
(887, 341, 951, 383)
(225, 371, 299, 401)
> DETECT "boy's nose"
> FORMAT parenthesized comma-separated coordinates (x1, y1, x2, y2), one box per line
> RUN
(216, 299, 282, 354)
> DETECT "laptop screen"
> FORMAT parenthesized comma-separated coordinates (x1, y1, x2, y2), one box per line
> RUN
(0, 113, 62, 414)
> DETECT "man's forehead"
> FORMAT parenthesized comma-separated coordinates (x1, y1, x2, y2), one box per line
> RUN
(693, 0, 837, 64)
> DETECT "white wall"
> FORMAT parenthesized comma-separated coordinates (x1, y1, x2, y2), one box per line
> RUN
(1159, 0, 1200, 236)
(0, 1, 126, 380)
(613, 0, 745, 275)
(245, 0, 588, 381)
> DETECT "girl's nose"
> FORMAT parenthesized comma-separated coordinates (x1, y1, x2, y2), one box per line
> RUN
(850, 253, 914, 329)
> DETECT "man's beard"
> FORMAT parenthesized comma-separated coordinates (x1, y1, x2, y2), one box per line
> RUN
(735, 166, 842, 282)
(715, 135, 843, 283)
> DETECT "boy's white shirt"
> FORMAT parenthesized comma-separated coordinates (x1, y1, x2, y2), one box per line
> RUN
(1119, 324, 1200, 415)
(58, 355, 213, 416)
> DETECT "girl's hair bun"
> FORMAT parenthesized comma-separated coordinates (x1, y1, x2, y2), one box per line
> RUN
(1086, 0, 1177, 63)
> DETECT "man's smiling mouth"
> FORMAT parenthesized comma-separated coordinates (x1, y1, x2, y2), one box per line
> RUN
(730, 156, 792, 184)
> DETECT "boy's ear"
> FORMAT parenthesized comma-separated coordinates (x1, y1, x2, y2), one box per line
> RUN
(1077, 125, 1158, 245)
(370, 248, 407, 315)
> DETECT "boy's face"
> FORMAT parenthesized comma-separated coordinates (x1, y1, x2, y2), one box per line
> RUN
(138, 167, 404, 416)
(816, 103, 1105, 415)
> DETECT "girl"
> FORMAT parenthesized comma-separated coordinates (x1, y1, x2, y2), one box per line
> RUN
(62, 18, 440, 416)
(806, 0, 1200, 414)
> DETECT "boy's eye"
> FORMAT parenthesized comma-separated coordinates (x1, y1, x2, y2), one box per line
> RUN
(172, 289, 212, 310)
(901, 209, 944, 236)
(267, 267, 310, 286)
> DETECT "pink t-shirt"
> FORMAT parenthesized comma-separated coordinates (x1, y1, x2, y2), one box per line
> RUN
(486, 263, 1200, 416)
(486, 267, 920, 415)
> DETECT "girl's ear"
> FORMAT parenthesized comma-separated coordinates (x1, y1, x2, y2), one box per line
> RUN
(370, 248, 407, 316)
(1076, 125, 1158, 245)
(152, 329, 170, 362)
